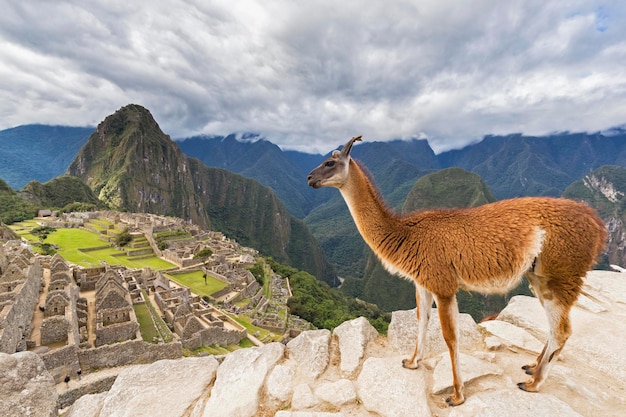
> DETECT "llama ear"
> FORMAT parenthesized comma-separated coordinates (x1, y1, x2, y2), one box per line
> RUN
(340, 136, 362, 157)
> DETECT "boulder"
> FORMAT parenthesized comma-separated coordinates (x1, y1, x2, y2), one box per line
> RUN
(286, 329, 331, 381)
(496, 296, 548, 339)
(63, 392, 107, 417)
(479, 319, 544, 353)
(202, 342, 284, 417)
(388, 308, 483, 357)
(356, 356, 430, 417)
(97, 356, 218, 417)
(314, 379, 356, 407)
(0, 351, 57, 417)
(431, 352, 503, 395)
(291, 383, 320, 410)
(332, 317, 378, 376)
(266, 364, 296, 403)
(447, 389, 583, 417)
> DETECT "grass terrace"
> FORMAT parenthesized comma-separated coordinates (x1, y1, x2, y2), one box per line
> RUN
(9, 221, 176, 270)
(165, 270, 228, 298)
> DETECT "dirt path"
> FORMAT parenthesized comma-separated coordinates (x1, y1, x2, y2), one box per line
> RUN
(28, 268, 50, 347)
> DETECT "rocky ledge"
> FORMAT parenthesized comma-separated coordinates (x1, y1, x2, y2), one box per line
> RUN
(2, 270, 625, 417)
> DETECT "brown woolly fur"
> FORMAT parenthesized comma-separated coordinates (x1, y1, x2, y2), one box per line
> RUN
(308, 136, 607, 407)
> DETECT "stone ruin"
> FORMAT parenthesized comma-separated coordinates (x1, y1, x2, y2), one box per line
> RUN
(0, 241, 41, 354)
(154, 278, 247, 349)
(94, 269, 139, 347)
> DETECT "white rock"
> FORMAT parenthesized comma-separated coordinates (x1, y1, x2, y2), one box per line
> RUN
(432, 352, 503, 394)
(0, 351, 57, 417)
(388, 308, 482, 357)
(484, 336, 502, 350)
(356, 356, 429, 417)
(291, 383, 320, 410)
(333, 316, 378, 376)
(576, 293, 608, 313)
(287, 329, 331, 381)
(203, 342, 284, 417)
(98, 356, 218, 417)
(64, 392, 107, 417)
(447, 389, 583, 417)
(496, 296, 548, 339)
(267, 364, 296, 402)
(479, 319, 544, 354)
(314, 379, 356, 407)
(275, 412, 345, 417)
(584, 270, 626, 305)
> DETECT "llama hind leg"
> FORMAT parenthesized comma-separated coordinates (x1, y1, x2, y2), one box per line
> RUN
(518, 299, 572, 392)
(403, 286, 432, 369)
(435, 294, 464, 406)
(520, 271, 546, 375)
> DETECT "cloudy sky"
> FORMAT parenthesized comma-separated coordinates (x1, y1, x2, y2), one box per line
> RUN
(1, 1, 625, 154)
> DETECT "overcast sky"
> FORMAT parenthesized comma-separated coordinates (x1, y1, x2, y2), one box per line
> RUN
(1, 1, 625, 154)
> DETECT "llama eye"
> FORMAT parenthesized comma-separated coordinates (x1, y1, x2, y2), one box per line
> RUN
(325, 161, 335, 167)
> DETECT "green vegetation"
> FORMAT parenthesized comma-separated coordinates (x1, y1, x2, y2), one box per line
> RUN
(166, 271, 228, 297)
(264, 257, 390, 333)
(22, 175, 101, 208)
(134, 303, 159, 342)
(9, 222, 175, 269)
(193, 247, 213, 259)
(115, 227, 132, 247)
(0, 179, 39, 224)
(139, 290, 173, 343)
(183, 338, 255, 356)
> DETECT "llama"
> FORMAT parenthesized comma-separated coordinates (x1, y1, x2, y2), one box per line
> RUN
(307, 136, 606, 406)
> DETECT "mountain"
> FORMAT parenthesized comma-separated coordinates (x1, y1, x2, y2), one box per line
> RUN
(66, 104, 335, 284)
(563, 165, 626, 268)
(0, 178, 39, 224)
(0, 125, 93, 189)
(21, 176, 101, 209)
(439, 132, 626, 199)
(177, 134, 331, 218)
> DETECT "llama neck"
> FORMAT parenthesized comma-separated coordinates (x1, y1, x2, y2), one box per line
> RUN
(339, 160, 401, 250)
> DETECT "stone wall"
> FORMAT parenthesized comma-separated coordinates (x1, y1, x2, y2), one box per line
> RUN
(40, 316, 70, 345)
(39, 344, 79, 382)
(95, 321, 139, 347)
(0, 260, 42, 353)
(77, 340, 182, 373)
(182, 326, 247, 350)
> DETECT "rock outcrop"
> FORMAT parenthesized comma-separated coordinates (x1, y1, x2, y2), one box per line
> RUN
(2, 270, 625, 417)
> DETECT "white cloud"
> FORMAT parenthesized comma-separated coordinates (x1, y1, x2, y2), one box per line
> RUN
(0, 0, 625, 154)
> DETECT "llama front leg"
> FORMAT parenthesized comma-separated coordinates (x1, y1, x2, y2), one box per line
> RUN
(403, 286, 433, 369)
(436, 294, 464, 406)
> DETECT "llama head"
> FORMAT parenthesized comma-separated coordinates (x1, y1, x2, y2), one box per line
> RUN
(307, 136, 362, 189)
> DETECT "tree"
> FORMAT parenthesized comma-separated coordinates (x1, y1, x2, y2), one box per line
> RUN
(31, 225, 56, 244)
(115, 228, 132, 247)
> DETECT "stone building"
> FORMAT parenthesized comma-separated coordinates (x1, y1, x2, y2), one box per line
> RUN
(94, 270, 139, 347)
(0, 242, 42, 353)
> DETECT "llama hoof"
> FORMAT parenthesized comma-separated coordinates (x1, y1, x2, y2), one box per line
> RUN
(401, 358, 419, 369)
(445, 394, 465, 407)
(517, 381, 539, 392)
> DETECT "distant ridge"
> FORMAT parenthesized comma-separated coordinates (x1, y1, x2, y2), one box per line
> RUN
(0, 124, 93, 189)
